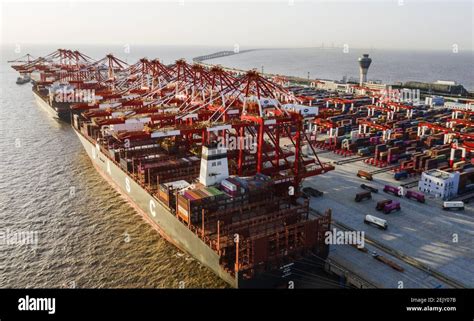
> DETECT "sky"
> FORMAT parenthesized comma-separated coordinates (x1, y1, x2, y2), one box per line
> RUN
(1, 0, 473, 51)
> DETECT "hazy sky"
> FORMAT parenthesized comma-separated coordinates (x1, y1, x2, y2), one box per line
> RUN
(1, 0, 473, 51)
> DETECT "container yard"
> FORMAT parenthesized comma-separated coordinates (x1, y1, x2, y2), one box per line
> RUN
(9, 48, 474, 289)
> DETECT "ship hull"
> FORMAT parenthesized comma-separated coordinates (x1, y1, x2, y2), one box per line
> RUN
(74, 129, 238, 288)
(74, 128, 331, 288)
(33, 90, 71, 122)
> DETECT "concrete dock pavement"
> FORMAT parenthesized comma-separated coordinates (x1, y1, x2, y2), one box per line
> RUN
(321, 238, 450, 288)
(304, 150, 474, 288)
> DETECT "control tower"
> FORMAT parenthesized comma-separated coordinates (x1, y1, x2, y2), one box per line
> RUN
(358, 54, 372, 86)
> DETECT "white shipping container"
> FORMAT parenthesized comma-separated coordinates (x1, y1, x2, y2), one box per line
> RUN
(221, 179, 237, 192)
(282, 104, 318, 116)
(125, 117, 151, 124)
(364, 215, 388, 229)
(151, 130, 181, 138)
(99, 102, 122, 109)
(109, 122, 144, 132)
(443, 201, 464, 210)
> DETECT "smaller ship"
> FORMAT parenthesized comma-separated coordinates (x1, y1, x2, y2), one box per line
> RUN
(16, 74, 31, 85)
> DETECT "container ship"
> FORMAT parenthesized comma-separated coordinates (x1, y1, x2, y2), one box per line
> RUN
(72, 120, 333, 287)
(11, 49, 341, 287)
(69, 70, 337, 287)
(12, 49, 473, 287)
(31, 84, 74, 121)
(12, 49, 127, 122)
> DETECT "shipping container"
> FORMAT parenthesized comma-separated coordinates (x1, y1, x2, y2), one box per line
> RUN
(383, 201, 401, 214)
(355, 191, 372, 202)
(384, 185, 402, 196)
(357, 170, 373, 181)
(364, 215, 388, 230)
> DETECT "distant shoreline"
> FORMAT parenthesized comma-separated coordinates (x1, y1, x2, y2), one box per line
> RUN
(197, 61, 473, 98)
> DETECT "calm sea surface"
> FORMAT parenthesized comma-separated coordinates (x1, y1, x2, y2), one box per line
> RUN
(0, 45, 227, 288)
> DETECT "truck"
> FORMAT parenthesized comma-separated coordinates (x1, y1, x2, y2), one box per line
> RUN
(357, 170, 373, 181)
(355, 191, 372, 202)
(442, 201, 464, 211)
(376, 199, 393, 211)
(364, 215, 388, 230)
(384, 185, 402, 197)
(382, 201, 401, 214)
(394, 170, 408, 180)
(405, 190, 425, 203)
(361, 184, 378, 193)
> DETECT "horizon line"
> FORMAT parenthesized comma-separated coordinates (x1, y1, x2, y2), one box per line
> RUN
(1, 43, 473, 53)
